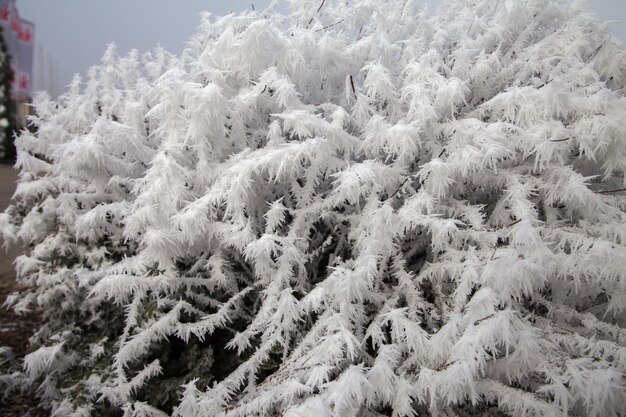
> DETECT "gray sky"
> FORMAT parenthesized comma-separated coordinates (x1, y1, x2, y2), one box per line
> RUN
(17, 0, 626, 96)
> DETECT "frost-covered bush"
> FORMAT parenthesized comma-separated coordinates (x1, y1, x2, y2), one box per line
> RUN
(2, 0, 626, 416)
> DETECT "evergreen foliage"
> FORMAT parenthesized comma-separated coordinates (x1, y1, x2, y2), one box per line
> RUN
(1, 0, 626, 415)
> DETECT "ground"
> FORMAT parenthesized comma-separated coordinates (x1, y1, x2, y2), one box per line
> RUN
(0, 163, 47, 416)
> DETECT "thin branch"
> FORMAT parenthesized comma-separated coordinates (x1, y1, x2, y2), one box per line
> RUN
(306, 0, 326, 29)
(315, 0, 326, 13)
(415, 149, 446, 187)
(389, 178, 409, 200)
(586, 41, 605, 64)
(436, 360, 454, 372)
(474, 313, 495, 326)
(535, 43, 605, 91)
(315, 18, 345, 32)
(536, 79, 551, 90)
(356, 25, 364, 41)
(508, 218, 522, 227)
(349, 75, 357, 98)
(596, 188, 626, 194)
(549, 137, 572, 143)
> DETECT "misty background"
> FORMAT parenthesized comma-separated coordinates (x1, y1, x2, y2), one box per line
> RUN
(18, 0, 626, 98)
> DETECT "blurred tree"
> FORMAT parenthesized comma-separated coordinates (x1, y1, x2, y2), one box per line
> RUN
(0, 25, 15, 162)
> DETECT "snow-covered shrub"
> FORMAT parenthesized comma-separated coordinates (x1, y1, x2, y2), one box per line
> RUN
(2, 0, 626, 415)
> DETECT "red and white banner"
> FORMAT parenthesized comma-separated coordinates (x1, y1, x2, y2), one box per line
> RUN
(0, 0, 34, 98)
(17, 70, 28, 91)
(18, 19, 33, 45)
(17, 19, 34, 95)
(0, 0, 13, 23)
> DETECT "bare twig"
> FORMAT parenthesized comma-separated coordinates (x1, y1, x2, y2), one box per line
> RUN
(436, 360, 454, 372)
(315, 0, 326, 13)
(597, 188, 626, 194)
(474, 313, 495, 326)
(586, 41, 605, 64)
(536, 79, 551, 90)
(389, 178, 410, 200)
(306, 0, 326, 29)
(549, 137, 572, 143)
(349, 75, 356, 98)
(315, 18, 345, 32)
(508, 219, 522, 227)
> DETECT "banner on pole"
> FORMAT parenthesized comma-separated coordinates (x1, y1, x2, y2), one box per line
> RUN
(0, 0, 34, 99)
(17, 18, 33, 95)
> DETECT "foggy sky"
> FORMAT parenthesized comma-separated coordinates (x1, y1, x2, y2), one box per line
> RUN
(17, 0, 626, 96)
